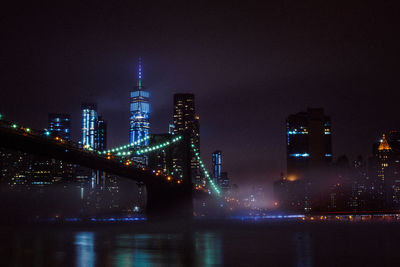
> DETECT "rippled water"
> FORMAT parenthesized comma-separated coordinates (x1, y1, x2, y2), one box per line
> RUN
(0, 221, 400, 266)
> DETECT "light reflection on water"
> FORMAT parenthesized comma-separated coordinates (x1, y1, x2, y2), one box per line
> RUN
(111, 232, 223, 266)
(75, 232, 95, 267)
(2, 222, 400, 266)
(72, 231, 223, 266)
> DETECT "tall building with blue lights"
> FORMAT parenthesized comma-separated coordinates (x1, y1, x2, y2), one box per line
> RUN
(82, 103, 98, 150)
(129, 57, 150, 146)
(286, 108, 332, 179)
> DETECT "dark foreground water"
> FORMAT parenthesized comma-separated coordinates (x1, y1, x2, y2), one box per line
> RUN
(1, 220, 400, 267)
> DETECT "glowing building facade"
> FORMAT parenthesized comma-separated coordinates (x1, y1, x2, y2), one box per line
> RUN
(129, 58, 150, 146)
(82, 103, 98, 150)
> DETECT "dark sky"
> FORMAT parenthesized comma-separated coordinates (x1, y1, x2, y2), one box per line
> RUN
(1, 1, 399, 191)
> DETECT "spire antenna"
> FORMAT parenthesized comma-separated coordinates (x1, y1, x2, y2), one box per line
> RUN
(137, 57, 142, 88)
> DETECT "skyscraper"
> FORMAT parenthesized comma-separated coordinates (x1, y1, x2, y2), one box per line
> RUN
(173, 93, 202, 185)
(48, 113, 71, 140)
(129, 57, 150, 146)
(212, 150, 222, 185)
(97, 116, 107, 151)
(286, 108, 332, 179)
(48, 113, 73, 182)
(373, 133, 394, 207)
(82, 103, 98, 150)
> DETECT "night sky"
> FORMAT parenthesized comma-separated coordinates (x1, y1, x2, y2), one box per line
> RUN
(1, 2, 399, 192)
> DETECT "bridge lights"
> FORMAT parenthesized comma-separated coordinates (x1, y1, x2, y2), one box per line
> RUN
(11, 123, 18, 129)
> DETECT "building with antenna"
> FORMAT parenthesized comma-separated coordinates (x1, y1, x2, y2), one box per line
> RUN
(129, 57, 150, 147)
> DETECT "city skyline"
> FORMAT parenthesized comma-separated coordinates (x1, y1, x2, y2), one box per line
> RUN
(1, 2, 399, 189)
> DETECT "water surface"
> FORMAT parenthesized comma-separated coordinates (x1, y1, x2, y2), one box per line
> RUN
(0, 221, 399, 266)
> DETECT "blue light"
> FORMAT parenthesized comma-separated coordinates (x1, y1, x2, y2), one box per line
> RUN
(287, 131, 308, 135)
(289, 153, 310, 157)
(325, 153, 332, 157)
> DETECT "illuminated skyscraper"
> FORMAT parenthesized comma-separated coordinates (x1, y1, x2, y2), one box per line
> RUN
(48, 113, 71, 140)
(374, 134, 392, 206)
(173, 93, 202, 185)
(82, 103, 98, 150)
(286, 108, 332, 179)
(129, 57, 150, 146)
(212, 150, 222, 185)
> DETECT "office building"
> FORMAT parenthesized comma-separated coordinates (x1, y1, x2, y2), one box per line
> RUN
(173, 93, 202, 185)
(97, 116, 107, 151)
(220, 171, 230, 188)
(286, 108, 332, 179)
(48, 113, 71, 140)
(212, 150, 222, 185)
(82, 103, 98, 150)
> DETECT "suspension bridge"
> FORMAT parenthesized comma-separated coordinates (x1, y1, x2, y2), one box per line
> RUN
(0, 114, 221, 220)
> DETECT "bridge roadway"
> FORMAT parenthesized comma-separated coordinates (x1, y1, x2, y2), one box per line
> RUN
(0, 125, 194, 220)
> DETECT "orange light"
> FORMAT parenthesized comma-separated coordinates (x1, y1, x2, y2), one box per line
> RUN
(274, 201, 278, 206)
(167, 176, 172, 181)
(177, 180, 181, 184)
(55, 137, 59, 140)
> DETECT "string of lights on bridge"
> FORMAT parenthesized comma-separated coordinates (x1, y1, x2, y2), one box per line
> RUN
(191, 143, 221, 195)
(136, 136, 182, 155)
(98, 136, 150, 155)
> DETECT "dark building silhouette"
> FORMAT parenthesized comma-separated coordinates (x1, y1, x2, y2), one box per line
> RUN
(220, 171, 230, 189)
(212, 150, 222, 185)
(97, 116, 107, 151)
(286, 108, 332, 179)
(48, 113, 71, 140)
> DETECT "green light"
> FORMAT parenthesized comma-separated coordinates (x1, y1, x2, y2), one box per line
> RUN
(0, 114, 3, 120)
(25, 128, 31, 132)
(11, 124, 18, 129)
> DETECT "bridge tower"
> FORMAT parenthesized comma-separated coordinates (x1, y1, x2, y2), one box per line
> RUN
(146, 132, 193, 220)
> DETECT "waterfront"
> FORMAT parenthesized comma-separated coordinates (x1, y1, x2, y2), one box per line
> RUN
(1, 220, 400, 267)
